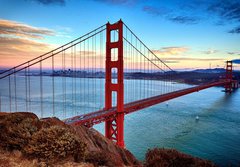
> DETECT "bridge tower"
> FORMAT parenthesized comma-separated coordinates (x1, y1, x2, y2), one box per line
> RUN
(105, 20, 125, 147)
(225, 61, 233, 93)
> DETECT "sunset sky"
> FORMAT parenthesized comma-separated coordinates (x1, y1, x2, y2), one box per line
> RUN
(0, 0, 240, 70)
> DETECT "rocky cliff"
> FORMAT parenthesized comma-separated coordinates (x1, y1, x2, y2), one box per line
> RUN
(0, 112, 216, 167)
(0, 112, 140, 167)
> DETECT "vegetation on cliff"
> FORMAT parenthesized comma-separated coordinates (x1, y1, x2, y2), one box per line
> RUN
(0, 112, 139, 166)
(0, 112, 216, 167)
(144, 148, 216, 167)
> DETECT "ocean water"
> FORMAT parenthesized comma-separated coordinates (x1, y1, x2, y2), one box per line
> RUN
(0, 76, 239, 166)
(95, 86, 240, 166)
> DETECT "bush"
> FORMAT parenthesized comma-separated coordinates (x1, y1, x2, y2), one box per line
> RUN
(24, 125, 86, 163)
(145, 148, 216, 167)
(85, 151, 113, 167)
(0, 113, 39, 150)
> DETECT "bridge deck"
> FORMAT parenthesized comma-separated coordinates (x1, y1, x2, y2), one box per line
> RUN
(64, 80, 230, 127)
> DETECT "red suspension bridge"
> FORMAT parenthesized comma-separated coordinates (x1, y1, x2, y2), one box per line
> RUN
(0, 20, 238, 148)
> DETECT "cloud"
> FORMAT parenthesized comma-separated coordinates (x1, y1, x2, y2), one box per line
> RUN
(0, 37, 50, 52)
(228, 26, 240, 34)
(227, 51, 240, 55)
(142, 6, 169, 16)
(168, 16, 199, 25)
(208, 0, 240, 22)
(162, 60, 180, 64)
(94, 0, 136, 6)
(151, 57, 224, 62)
(30, 0, 66, 6)
(202, 49, 218, 54)
(232, 59, 240, 64)
(207, 0, 240, 32)
(0, 19, 54, 67)
(152, 47, 189, 56)
(0, 19, 54, 39)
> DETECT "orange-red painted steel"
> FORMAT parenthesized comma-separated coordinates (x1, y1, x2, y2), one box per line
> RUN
(65, 80, 232, 127)
(105, 20, 124, 147)
(225, 61, 233, 93)
(63, 29, 237, 149)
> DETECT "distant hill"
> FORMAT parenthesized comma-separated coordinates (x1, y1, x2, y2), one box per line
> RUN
(193, 68, 225, 73)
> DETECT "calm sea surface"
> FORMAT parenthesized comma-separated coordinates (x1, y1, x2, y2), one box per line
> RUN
(95, 83, 240, 166)
(1, 76, 239, 166)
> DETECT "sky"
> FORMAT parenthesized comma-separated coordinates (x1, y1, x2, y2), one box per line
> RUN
(0, 0, 240, 70)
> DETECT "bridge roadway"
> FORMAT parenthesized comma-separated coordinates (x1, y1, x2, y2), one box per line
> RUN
(64, 80, 230, 127)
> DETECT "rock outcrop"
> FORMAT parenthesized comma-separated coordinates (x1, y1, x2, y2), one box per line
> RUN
(144, 148, 216, 167)
(0, 112, 217, 167)
(0, 112, 140, 167)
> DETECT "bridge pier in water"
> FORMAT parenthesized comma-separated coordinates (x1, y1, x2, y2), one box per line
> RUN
(105, 20, 125, 148)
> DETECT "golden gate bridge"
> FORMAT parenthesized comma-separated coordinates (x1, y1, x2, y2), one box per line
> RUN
(0, 20, 238, 148)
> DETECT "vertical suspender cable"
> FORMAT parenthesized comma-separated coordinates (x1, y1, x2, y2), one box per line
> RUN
(74, 45, 77, 115)
(25, 68, 28, 111)
(14, 68, 17, 111)
(87, 37, 90, 111)
(62, 48, 64, 117)
(64, 50, 66, 118)
(79, 42, 81, 115)
(28, 62, 31, 111)
(9, 76, 11, 112)
(83, 41, 85, 114)
(100, 31, 103, 108)
(40, 57, 43, 117)
(52, 53, 55, 116)
(71, 45, 74, 115)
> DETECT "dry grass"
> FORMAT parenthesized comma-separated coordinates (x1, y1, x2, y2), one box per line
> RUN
(85, 151, 113, 167)
(0, 150, 38, 167)
(0, 113, 39, 151)
(0, 149, 93, 167)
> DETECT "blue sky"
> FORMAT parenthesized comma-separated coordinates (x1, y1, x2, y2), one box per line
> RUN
(0, 0, 240, 69)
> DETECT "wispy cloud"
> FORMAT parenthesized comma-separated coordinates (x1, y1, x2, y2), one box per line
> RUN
(162, 60, 180, 64)
(0, 19, 55, 67)
(207, 0, 240, 33)
(227, 51, 240, 55)
(94, 0, 136, 6)
(169, 16, 199, 25)
(202, 48, 218, 54)
(153, 57, 224, 63)
(152, 47, 189, 56)
(0, 19, 54, 39)
(207, 0, 240, 22)
(142, 5, 169, 16)
(30, 0, 66, 6)
(163, 57, 224, 61)
(228, 26, 240, 34)
(0, 37, 50, 52)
